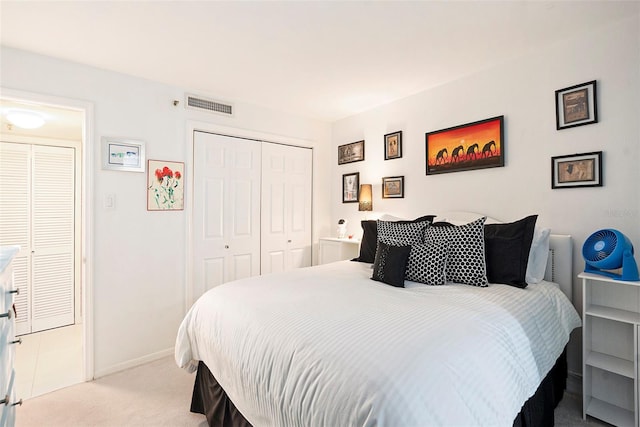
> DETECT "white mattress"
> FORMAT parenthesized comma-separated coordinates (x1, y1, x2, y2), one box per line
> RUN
(176, 260, 581, 426)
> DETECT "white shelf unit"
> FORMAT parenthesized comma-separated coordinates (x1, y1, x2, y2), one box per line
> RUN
(580, 272, 640, 427)
(317, 238, 360, 265)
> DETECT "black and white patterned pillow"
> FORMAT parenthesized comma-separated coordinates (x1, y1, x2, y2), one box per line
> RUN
(405, 240, 449, 286)
(424, 217, 488, 287)
(377, 220, 430, 246)
(371, 241, 412, 287)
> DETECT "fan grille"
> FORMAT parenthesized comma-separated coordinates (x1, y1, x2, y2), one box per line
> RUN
(584, 230, 617, 262)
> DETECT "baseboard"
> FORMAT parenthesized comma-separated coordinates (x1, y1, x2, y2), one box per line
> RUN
(567, 370, 582, 396)
(93, 347, 174, 379)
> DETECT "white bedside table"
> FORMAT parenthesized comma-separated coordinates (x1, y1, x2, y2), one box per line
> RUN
(579, 271, 640, 427)
(318, 238, 360, 265)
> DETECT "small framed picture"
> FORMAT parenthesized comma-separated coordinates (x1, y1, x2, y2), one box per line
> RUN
(382, 176, 404, 199)
(384, 131, 402, 160)
(102, 137, 145, 172)
(342, 172, 360, 203)
(338, 140, 365, 165)
(555, 80, 598, 130)
(551, 151, 602, 189)
(147, 159, 185, 210)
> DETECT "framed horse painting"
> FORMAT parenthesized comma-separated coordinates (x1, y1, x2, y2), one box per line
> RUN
(425, 116, 504, 175)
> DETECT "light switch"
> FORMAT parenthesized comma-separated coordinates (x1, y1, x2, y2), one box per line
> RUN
(104, 194, 115, 210)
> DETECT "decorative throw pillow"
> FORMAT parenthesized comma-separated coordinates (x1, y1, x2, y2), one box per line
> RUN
(353, 216, 436, 263)
(424, 217, 488, 287)
(405, 240, 449, 286)
(484, 215, 538, 288)
(371, 241, 412, 287)
(526, 227, 551, 284)
(353, 220, 378, 263)
(377, 219, 431, 246)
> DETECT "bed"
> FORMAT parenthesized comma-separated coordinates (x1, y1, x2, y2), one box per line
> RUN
(176, 213, 582, 426)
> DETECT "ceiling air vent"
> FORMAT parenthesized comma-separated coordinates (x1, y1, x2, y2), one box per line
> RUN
(185, 94, 234, 117)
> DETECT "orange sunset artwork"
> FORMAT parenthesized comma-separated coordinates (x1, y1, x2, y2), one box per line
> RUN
(426, 116, 504, 175)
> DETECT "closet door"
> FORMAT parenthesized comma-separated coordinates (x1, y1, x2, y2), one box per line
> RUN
(261, 143, 312, 274)
(0, 143, 31, 335)
(193, 132, 261, 297)
(0, 142, 75, 335)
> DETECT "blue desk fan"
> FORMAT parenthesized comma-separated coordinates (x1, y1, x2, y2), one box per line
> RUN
(582, 229, 640, 281)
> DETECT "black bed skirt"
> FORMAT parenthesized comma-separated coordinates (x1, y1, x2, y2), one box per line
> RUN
(191, 348, 568, 427)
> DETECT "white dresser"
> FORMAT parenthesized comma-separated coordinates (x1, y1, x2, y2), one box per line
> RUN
(0, 246, 21, 427)
(580, 272, 640, 427)
(318, 238, 360, 265)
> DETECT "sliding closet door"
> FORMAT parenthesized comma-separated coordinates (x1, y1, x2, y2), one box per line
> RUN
(193, 132, 261, 297)
(261, 143, 312, 274)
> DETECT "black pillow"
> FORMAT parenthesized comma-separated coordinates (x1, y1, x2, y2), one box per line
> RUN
(371, 241, 411, 287)
(484, 215, 538, 288)
(353, 220, 378, 263)
(352, 215, 436, 263)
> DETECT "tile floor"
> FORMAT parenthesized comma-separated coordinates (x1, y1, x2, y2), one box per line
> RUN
(14, 324, 84, 399)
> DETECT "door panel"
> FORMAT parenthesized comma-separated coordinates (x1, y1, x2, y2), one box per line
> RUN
(193, 132, 261, 298)
(261, 143, 312, 274)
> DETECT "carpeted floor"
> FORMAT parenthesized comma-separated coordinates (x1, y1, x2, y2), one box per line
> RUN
(16, 355, 609, 427)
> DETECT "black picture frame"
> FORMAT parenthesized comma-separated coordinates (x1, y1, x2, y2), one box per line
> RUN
(551, 151, 602, 189)
(338, 140, 365, 165)
(342, 172, 360, 203)
(384, 131, 402, 160)
(382, 176, 404, 199)
(555, 80, 598, 130)
(425, 115, 504, 175)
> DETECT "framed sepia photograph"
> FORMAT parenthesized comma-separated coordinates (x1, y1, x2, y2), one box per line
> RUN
(384, 131, 402, 160)
(555, 80, 598, 130)
(426, 115, 504, 175)
(342, 172, 360, 203)
(102, 137, 145, 172)
(551, 151, 602, 189)
(382, 176, 404, 199)
(338, 140, 365, 165)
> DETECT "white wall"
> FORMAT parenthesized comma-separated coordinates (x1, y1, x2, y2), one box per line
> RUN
(0, 46, 332, 376)
(331, 14, 640, 377)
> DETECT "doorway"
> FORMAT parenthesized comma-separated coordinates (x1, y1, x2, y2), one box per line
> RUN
(0, 92, 93, 398)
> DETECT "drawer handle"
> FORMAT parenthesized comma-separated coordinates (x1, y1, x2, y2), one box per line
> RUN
(11, 399, 22, 407)
(8, 288, 19, 295)
(10, 338, 22, 345)
(0, 310, 12, 320)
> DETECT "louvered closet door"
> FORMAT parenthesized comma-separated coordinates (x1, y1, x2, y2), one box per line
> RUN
(261, 143, 312, 274)
(0, 143, 31, 335)
(31, 145, 75, 332)
(0, 142, 75, 334)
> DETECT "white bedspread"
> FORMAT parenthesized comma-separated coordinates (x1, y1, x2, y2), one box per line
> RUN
(176, 261, 581, 427)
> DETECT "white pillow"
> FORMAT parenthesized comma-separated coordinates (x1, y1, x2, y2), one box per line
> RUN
(378, 214, 406, 222)
(526, 227, 551, 284)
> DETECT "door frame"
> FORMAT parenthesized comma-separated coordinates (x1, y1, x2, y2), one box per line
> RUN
(185, 120, 314, 311)
(2, 88, 95, 381)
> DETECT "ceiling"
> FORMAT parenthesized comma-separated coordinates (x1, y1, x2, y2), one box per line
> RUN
(1, 1, 638, 124)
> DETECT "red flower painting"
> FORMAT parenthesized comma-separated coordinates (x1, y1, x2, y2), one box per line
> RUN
(148, 160, 184, 210)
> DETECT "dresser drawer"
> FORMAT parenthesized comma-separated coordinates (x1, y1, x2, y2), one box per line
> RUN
(0, 320, 16, 402)
(0, 370, 17, 427)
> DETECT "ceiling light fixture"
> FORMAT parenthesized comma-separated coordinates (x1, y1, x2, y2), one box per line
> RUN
(6, 109, 46, 129)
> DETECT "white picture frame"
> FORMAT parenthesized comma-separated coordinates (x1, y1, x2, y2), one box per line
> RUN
(102, 137, 146, 172)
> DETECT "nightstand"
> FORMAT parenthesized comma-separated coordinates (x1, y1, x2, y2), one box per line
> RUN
(579, 272, 640, 427)
(318, 238, 360, 265)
